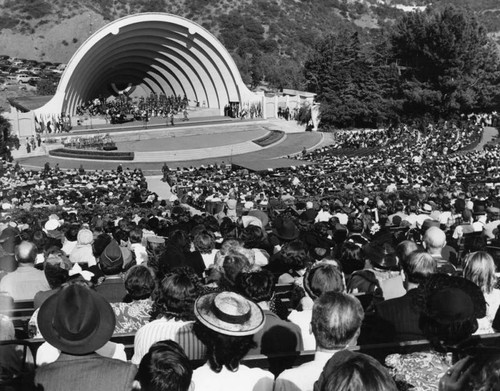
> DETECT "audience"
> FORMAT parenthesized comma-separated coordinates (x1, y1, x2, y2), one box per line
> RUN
(2, 115, 500, 389)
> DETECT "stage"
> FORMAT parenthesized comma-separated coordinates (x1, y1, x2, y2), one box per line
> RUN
(14, 117, 324, 174)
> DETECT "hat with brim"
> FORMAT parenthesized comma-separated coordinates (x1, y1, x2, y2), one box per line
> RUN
(194, 291, 264, 336)
(38, 284, 115, 355)
(273, 219, 300, 241)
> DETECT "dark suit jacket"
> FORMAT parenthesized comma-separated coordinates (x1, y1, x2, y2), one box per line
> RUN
(34, 353, 137, 391)
(359, 288, 424, 345)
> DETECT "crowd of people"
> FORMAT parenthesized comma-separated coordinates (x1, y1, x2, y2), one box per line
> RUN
(2, 116, 500, 390)
(75, 94, 191, 123)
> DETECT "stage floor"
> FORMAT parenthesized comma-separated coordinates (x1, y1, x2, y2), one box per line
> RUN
(16, 118, 324, 174)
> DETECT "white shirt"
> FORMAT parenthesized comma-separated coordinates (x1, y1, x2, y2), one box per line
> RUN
(275, 351, 340, 391)
(132, 318, 205, 365)
(36, 341, 126, 366)
(192, 363, 274, 391)
(130, 243, 148, 265)
(288, 309, 315, 351)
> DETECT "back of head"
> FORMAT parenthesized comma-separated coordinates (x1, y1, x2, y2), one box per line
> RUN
(44, 253, 72, 289)
(316, 352, 397, 391)
(423, 226, 446, 253)
(15, 241, 37, 264)
(125, 265, 156, 300)
(395, 240, 420, 265)
(236, 269, 275, 303)
(99, 240, 124, 275)
(153, 268, 200, 320)
(312, 291, 364, 349)
(304, 261, 345, 300)
(402, 250, 437, 285)
(463, 251, 497, 294)
(138, 340, 192, 391)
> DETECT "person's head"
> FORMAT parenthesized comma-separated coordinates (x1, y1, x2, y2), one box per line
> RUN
(304, 261, 345, 300)
(362, 241, 399, 272)
(280, 240, 311, 271)
(422, 226, 446, 254)
(193, 291, 264, 372)
(125, 265, 156, 300)
(219, 251, 252, 289)
(99, 240, 124, 275)
(37, 283, 115, 355)
(417, 274, 487, 350)
(153, 268, 200, 321)
(137, 340, 193, 391)
(315, 351, 397, 391)
(395, 240, 420, 265)
(311, 292, 364, 350)
(236, 269, 275, 303)
(463, 251, 497, 294)
(64, 224, 80, 242)
(401, 250, 437, 287)
(44, 252, 72, 289)
(129, 228, 143, 244)
(15, 241, 37, 264)
(193, 230, 215, 254)
(240, 225, 265, 249)
(168, 230, 191, 252)
(339, 241, 364, 275)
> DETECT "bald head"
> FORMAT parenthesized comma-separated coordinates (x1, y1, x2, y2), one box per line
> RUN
(15, 241, 37, 264)
(423, 227, 446, 254)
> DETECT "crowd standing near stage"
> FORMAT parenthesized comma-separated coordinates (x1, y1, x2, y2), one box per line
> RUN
(3, 116, 500, 390)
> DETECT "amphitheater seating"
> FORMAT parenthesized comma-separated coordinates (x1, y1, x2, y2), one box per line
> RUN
(20, 332, 500, 373)
(0, 299, 35, 336)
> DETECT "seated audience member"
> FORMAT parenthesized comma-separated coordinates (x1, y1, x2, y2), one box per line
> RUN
(111, 265, 155, 334)
(347, 241, 405, 310)
(0, 241, 50, 301)
(137, 340, 193, 391)
(0, 225, 21, 273)
(132, 268, 205, 364)
(129, 228, 148, 265)
(422, 226, 457, 275)
(237, 270, 302, 360)
(338, 240, 365, 277)
(60, 224, 79, 256)
(69, 228, 97, 267)
(288, 260, 345, 350)
(314, 351, 398, 391)
(385, 274, 486, 390)
(34, 283, 137, 391)
(266, 239, 311, 285)
(360, 250, 437, 344)
(463, 251, 500, 334)
(95, 240, 127, 303)
(0, 314, 33, 386)
(159, 230, 205, 278)
(192, 291, 274, 391)
(33, 251, 72, 309)
(275, 291, 364, 391)
(240, 224, 271, 267)
(193, 230, 218, 269)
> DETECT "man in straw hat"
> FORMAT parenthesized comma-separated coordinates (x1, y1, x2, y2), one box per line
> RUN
(191, 291, 274, 391)
(34, 284, 137, 391)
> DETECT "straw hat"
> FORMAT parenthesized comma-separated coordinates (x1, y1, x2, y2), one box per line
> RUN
(194, 291, 264, 336)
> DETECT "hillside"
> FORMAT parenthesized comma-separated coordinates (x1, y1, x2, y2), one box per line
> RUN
(0, 0, 499, 87)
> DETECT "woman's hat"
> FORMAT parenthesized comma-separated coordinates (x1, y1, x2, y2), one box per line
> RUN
(77, 228, 94, 245)
(418, 274, 486, 325)
(194, 291, 264, 336)
(37, 284, 115, 355)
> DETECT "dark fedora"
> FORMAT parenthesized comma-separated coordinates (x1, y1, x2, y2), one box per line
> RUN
(99, 240, 124, 269)
(273, 218, 300, 241)
(38, 284, 115, 355)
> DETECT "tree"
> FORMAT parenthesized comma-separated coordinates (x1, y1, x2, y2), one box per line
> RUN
(390, 5, 500, 118)
(36, 79, 57, 96)
(303, 31, 400, 129)
(0, 113, 19, 162)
